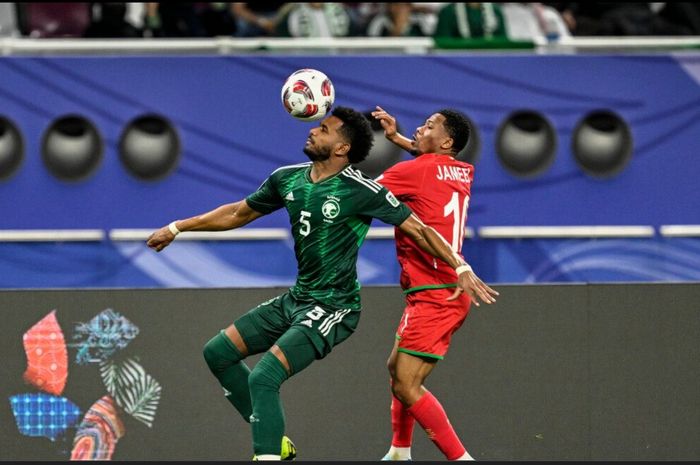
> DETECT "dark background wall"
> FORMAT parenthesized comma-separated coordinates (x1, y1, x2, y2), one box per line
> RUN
(1, 284, 699, 461)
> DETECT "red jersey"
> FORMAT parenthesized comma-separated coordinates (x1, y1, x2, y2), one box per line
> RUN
(376, 153, 474, 294)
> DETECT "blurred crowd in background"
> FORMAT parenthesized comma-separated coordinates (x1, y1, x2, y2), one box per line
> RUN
(0, 3, 698, 43)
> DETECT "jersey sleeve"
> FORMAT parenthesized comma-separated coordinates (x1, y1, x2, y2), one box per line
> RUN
(245, 174, 284, 214)
(361, 186, 413, 226)
(375, 161, 420, 198)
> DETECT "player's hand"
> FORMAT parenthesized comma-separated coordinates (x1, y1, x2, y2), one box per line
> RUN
(449, 269, 499, 306)
(146, 226, 176, 252)
(371, 106, 399, 140)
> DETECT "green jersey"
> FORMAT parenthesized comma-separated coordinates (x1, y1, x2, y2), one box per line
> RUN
(246, 162, 412, 310)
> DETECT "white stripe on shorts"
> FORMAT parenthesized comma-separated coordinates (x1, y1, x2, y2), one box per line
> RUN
(319, 309, 351, 336)
(399, 313, 409, 334)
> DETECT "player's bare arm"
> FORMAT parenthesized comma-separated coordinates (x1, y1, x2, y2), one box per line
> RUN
(371, 106, 415, 153)
(397, 213, 499, 306)
(147, 200, 264, 252)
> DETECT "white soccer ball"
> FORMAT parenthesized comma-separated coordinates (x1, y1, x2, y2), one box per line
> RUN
(281, 69, 335, 122)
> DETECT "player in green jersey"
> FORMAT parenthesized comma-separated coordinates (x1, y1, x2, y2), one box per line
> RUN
(146, 106, 498, 460)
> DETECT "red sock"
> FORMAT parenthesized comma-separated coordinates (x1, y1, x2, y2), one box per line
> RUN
(407, 391, 466, 460)
(391, 395, 415, 447)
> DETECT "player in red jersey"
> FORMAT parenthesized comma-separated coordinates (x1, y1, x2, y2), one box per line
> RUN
(372, 106, 498, 461)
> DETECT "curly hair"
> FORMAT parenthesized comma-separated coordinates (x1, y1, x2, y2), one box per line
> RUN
(331, 106, 374, 164)
(437, 109, 471, 154)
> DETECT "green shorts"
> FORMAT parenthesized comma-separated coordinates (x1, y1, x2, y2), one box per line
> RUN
(233, 291, 360, 373)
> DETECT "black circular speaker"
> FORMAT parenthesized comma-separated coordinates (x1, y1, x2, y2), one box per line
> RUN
(0, 117, 24, 181)
(119, 115, 180, 180)
(456, 115, 481, 165)
(572, 110, 632, 178)
(354, 111, 403, 179)
(42, 115, 103, 181)
(496, 110, 556, 178)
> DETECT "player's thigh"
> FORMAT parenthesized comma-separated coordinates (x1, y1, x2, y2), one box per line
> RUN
(233, 293, 292, 355)
(272, 302, 361, 374)
(289, 304, 360, 361)
(273, 328, 318, 376)
(274, 306, 361, 376)
(398, 289, 469, 359)
(394, 349, 437, 386)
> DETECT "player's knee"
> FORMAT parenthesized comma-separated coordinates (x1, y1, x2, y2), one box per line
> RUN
(202, 338, 223, 373)
(248, 352, 289, 393)
(203, 331, 242, 373)
(390, 378, 418, 405)
(390, 379, 407, 402)
(247, 367, 268, 392)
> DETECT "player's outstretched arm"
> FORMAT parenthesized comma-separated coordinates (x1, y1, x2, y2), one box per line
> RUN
(397, 214, 499, 306)
(371, 106, 415, 153)
(146, 199, 264, 252)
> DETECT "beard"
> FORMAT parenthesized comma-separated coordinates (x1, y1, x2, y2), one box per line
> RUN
(303, 144, 331, 162)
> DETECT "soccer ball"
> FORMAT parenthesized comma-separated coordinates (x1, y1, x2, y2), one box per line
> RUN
(281, 69, 335, 122)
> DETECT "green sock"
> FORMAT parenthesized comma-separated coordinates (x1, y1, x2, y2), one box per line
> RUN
(249, 352, 289, 456)
(203, 331, 252, 422)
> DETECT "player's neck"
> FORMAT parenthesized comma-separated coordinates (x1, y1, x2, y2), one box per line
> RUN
(417, 150, 455, 158)
(309, 159, 348, 183)
(433, 151, 456, 158)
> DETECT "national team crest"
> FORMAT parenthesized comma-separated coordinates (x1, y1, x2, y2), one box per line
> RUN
(321, 199, 340, 219)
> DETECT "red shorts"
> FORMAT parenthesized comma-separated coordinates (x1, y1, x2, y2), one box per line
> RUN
(396, 287, 471, 360)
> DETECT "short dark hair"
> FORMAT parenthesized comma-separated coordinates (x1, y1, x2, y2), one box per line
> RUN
(437, 109, 471, 154)
(332, 106, 374, 164)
